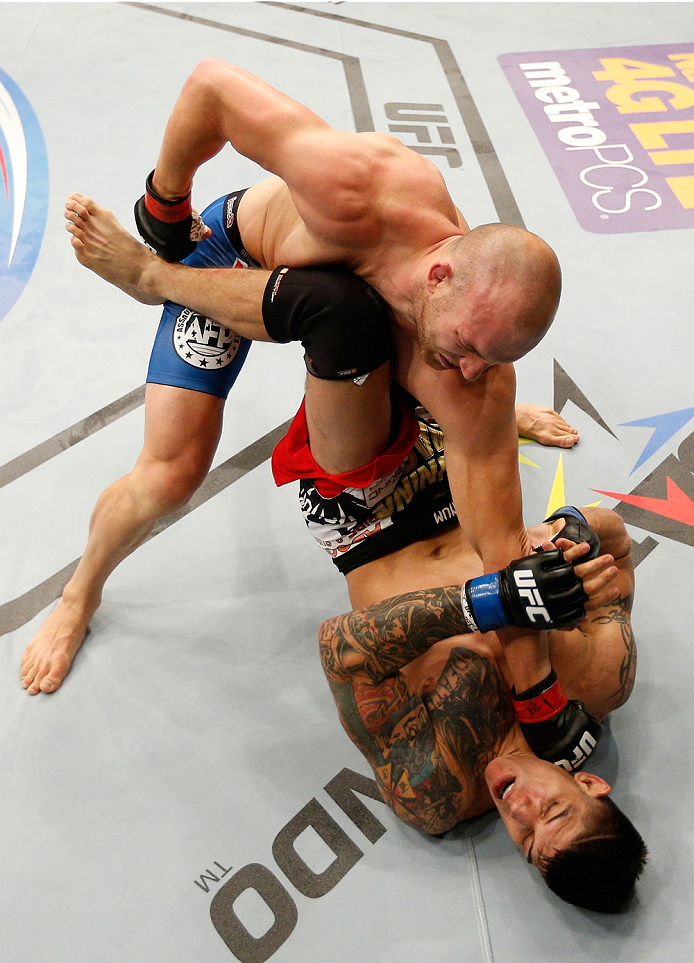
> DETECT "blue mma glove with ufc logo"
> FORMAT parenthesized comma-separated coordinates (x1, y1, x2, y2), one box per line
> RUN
(460, 549, 587, 633)
(546, 505, 600, 560)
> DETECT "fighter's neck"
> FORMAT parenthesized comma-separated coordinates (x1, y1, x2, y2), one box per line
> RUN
(358, 234, 463, 322)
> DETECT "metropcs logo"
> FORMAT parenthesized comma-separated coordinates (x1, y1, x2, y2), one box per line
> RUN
(0, 68, 49, 323)
(500, 43, 694, 233)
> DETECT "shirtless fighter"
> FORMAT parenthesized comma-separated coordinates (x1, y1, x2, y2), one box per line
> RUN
(22, 60, 574, 695)
(300, 408, 647, 909)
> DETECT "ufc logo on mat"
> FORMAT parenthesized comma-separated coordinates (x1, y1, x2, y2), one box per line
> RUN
(513, 570, 551, 623)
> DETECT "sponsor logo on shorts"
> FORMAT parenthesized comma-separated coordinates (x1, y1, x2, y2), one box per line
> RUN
(173, 307, 242, 370)
(356, 460, 408, 509)
(499, 43, 694, 233)
(434, 500, 457, 525)
(224, 194, 238, 230)
(314, 517, 386, 558)
(0, 68, 49, 324)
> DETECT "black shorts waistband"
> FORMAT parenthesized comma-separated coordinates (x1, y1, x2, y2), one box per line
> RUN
(222, 190, 261, 267)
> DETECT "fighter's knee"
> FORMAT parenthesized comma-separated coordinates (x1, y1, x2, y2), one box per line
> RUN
(132, 457, 208, 515)
(580, 506, 630, 558)
(262, 267, 391, 380)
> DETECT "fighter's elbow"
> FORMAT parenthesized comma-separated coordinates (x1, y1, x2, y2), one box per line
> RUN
(186, 60, 251, 112)
(318, 617, 362, 680)
(190, 58, 230, 84)
(582, 506, 632, 562)
(188, 58, 222, 91)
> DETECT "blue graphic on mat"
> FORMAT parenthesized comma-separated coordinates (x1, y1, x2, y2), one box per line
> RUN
(0, 67, 49, 323)
(621, 407, 694, 475)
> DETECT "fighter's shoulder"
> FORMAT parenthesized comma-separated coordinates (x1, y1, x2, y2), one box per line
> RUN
(402, 362, 516, 435)
(352, 132, 457, 200)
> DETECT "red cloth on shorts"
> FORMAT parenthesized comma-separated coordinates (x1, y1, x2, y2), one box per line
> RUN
(272, 393, 421, 498)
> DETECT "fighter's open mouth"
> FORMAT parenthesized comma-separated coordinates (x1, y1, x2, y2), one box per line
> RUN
(497, 779, 515, 801)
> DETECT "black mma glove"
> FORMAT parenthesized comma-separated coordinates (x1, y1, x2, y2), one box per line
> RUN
(460, 548, 587, 633)
(134, 170, 196, 262)
(512, 669, 603, 771)
(545, 505, 600, 561)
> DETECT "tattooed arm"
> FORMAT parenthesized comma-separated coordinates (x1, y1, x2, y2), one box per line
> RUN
(586, 590, 637, 713)
(319, 585, 470, 685)
(319, 588, 496, 833)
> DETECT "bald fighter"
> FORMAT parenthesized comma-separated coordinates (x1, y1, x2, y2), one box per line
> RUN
(23, 61, 573, 695)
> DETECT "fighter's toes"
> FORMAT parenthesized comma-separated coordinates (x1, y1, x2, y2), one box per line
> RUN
(23, 657, 69, 695)
(516, 405, 580, 448)
(39, 676, 61, 694)
(558, 431, 580, 448)
(22, 664, 40, 694)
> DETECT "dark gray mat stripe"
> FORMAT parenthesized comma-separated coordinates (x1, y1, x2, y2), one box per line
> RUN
(124, 2, 375, 130)
(0, 419, 292, 636)
(0, 386, 146, 490)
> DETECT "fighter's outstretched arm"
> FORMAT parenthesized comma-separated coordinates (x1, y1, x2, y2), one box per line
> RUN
(320, 585, 471, 685)
(391, 352, 576, 692)
(394, 354, 530, 569)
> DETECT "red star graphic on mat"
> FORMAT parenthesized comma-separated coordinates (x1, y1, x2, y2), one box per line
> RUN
(592, 477, 694, 528)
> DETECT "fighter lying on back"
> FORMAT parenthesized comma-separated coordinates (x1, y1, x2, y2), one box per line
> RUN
(318, 501, 645, 912)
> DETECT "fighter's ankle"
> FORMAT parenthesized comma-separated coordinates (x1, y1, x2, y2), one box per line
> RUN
(60, 585, 101, 616)
(150, 170, 192, 204)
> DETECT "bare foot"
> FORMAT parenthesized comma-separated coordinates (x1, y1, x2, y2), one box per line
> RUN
(64, 193, 164, 305)
(515, 404, 579, 448)
(20, 596, 95, 695)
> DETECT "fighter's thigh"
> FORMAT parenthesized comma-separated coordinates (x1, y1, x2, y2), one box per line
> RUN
(134, 384, 225, 506)
(304, 362, 392, 475)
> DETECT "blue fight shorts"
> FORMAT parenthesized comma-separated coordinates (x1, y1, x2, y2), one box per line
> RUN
(146, 190, 260, 399)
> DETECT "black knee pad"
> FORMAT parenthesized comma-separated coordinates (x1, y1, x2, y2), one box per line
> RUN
(262, 266, 391, 380)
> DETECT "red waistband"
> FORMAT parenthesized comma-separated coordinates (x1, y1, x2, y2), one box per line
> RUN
(272, 394, 421, 498)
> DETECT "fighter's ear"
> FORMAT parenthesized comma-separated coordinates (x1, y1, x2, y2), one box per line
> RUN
(426, 260, 454, 291)
(573, 771, 611, 798)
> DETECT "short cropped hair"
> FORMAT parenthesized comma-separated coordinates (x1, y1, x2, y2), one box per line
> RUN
(539, 797, 648, 913)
